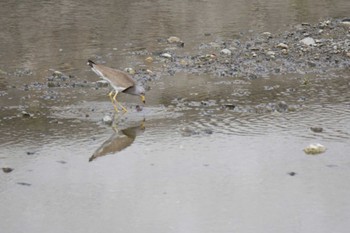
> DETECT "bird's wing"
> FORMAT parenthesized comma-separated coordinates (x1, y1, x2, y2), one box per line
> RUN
(94, 64, 135, 90)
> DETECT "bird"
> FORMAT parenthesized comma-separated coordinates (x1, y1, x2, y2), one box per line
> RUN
(87, 60, 145, 112)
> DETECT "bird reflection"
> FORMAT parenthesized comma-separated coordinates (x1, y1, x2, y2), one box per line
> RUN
(89, 120, 145, 162)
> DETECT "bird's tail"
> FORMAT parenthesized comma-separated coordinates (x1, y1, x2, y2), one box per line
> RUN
(87, 60, 95, 67)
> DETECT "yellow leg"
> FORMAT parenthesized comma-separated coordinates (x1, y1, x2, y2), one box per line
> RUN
(108, 91, 119, 112)
(112, 92, 128, 113)
(108, 91, 114, 103)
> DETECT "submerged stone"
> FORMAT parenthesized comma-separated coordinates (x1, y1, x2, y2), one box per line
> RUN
(310, 127, 323, 133)
(2, 167, 14, 173)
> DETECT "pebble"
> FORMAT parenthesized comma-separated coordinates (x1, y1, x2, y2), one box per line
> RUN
(310, 127, 323, 133)
(2, 167, 14, 173)
(145, 57, 154, 63)
(96, 80, 109, 87)
(161, 53, 172, 58)
(124, 68, 135, 75)
(341, 19, 350, 26)
(266, 51, 275, 57)
(167, 36, 181, 43)
(262, 32, 272, 38)
(276, 101, 288, 112)
(287, 172, 296, 176)
(220, 49, 232, 55)
(300, 37, 316, 46)
(281, 49, 288, 55)
(303, 143, 326, 155)
(22, 111, 32, 118)
(102, 115, 113, 125)
(277, 43, 289, 49)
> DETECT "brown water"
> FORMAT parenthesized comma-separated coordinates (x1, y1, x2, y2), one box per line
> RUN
(1, 1, 350, 233)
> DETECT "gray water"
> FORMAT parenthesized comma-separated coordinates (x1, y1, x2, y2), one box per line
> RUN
(1, 1, 350, 233)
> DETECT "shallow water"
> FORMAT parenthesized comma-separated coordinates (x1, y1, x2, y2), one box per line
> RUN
(1, 1, 350, 233)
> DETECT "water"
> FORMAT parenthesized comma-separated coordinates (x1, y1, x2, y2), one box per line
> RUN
(1, 1, 350, 233)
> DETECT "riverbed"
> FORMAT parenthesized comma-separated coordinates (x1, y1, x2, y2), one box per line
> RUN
(1, 1, 350, 233)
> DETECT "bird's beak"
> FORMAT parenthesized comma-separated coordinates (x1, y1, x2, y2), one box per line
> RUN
(140, 95, 146, 104)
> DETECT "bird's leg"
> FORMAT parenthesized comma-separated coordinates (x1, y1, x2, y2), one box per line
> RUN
(109, 91, 119, 112)
(108, 90, 115, 103)
(112, 92, 128, 113)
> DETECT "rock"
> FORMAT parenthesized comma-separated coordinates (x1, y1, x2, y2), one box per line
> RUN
(209, 42, 221, 48)
(222, 104, 236, 110)
(2, 167, 14, 173)
(276, 101, 288, 112)
(220, 49, 232, 55)
(167, 36, 181, 43)
(261, 32, 272, 38)
(135, 105, 143, 112)
(52, 71, 69, 80)
(310, 127, 323, 133)
(124, 68, 135, 75)
(287, 172, 296, 176)
(300, 37, 316, 46)
(304, 143, 326, 155)
(277, 43, 289, 49)
(96, 80, 109, 87)
(145, 57, 153, 63)
(161, 53, 172, 58)
(266, 51, 275, 57)
(281, 49, 288, 55)
(22, 111, 32, 118)
(346, 52, 350, 58)
(341, 19, 350, 26)
(102, 115, 113, 125)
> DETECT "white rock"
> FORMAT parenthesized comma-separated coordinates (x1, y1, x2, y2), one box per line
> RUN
(102, 115, 113, 125)
(300, 37, 316, 46)
(303, 143, 326, 155)
(262, 32, 272, 38)
(220, 48, 232, 55)
(124, 68, 135, 74)
(277, 43, 289, 49)
(161, 53, 172, 58)
(266, 51, 275, 56)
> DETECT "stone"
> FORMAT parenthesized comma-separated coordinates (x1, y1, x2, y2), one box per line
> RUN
(2, 167, 14, 173)
(262, 32, 272, 38)
(161, 53, 172, 58)
(124, 68, 135, 75)
(96, 80, 109, 87)
(310, 127, 323, 133)
(266, 51, 275, 56)
(145, 57, 153, 63)
(277, 43, 289, 49)
(102, 115, 113, 125)
(300, 37, 316, 46)
(276, 101, 288, 112)
(167, 36, 181, 43)
(341, 19, 350, 26)
(220, 49, 232, 55)
(303, 143, 326, 155)
(22, 111, 32, 118)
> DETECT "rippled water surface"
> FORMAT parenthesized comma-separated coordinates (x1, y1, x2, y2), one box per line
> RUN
(1, 1, 350, 233)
